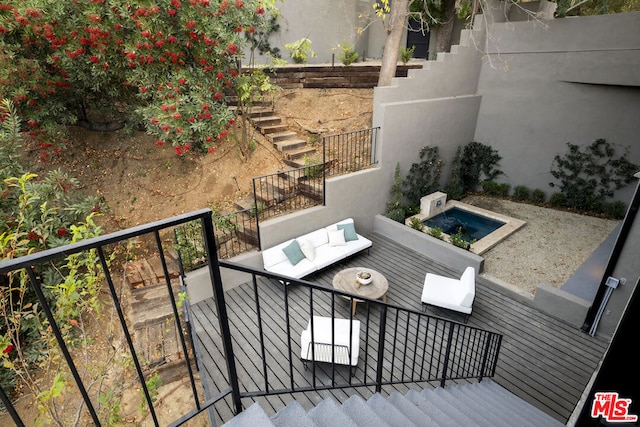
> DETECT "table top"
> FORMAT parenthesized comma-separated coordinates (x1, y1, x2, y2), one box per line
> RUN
(332, 267, 388, 301)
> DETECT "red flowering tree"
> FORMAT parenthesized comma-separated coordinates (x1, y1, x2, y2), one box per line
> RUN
(0, 0, 276, 154)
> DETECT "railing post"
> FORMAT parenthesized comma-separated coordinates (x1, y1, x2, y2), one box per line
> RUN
(201, 213, 243, 415)
(252, 177, 261, 249)
(375, 305, 388, 393)
(322, 134, 327, 206)
(0, 384, 25, 427)
(440, 323, 456, 388)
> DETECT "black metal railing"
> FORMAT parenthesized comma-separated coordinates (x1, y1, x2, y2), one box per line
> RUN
(212, 261, 502, 403)
(252, 165, 324, 223)
(174, 210, 259, 272)
(0, 209, 502, 426)
(323, 127, 379, 178)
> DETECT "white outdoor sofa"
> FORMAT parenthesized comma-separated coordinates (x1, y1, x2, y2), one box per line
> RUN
(300, 316, 361, 368)
(262, 218, 372, 279)
(421, 266, 476, 323)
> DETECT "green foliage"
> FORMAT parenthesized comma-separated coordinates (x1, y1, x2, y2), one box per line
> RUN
(403, 146, 443, 207)
(601, 201, 627, 219)
(174, 220, 206, 273)
(460, 141, 503, 193)
(385, 163, 406, 223)
(555, 0, 640, 17)
(140, 372, 162, 414)
(481, 181, 510, 197)
(427, 226, 444, 240)
(0, 0, 278, 154)
(285, 38, 316, 64)
(409, 0, 448, 27)
(409, 217, 424, 231)
(337, 42, 359, 66)
(444, 146, 465, 200)
(549, 192, 567, 208)
(399, 45, 415, 64)
(449, 227, 471, 250)
(512, 185, 530, 202)
(530, 189, 546, 205)
(303, 156, 323, 179)
(549, 139, 638, 213)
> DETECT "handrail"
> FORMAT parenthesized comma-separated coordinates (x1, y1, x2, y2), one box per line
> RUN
(0, 212, 502, 426)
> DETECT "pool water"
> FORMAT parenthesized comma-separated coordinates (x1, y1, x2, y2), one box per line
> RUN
(423, 207, 506, 242)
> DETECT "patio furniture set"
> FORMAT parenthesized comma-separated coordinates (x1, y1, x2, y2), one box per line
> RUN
(263, 218, 477, 370)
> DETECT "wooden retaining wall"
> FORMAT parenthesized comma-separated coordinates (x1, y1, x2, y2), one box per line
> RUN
(254, 64, 423, 89)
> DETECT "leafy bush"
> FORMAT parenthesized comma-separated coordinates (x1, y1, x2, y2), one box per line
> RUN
(549, 139, 638, 213)
(461, 142, 503, 192)
(549, 192, 567, 208)
(409, 217, 424, 231)
(337, 42, 359, 65)
(400, 45, 416, 64)
(285, 38, 316, 64)
(386, 163, 406, 222)
(427, 227, 444, 240)
(403, 146, 443, 207)
(513, 185, 530, 201)
(530, 189, 546, 205)
(481, 181, 510, 197)
(444, 146, 465, 200)
(601, 201, 627, 219)
(449, 227, 472, 250)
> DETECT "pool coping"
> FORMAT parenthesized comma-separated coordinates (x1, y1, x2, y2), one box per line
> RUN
(406, 200, 526, 255)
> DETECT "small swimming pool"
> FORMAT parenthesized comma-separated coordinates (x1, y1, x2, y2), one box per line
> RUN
(423, 206, 506, 242)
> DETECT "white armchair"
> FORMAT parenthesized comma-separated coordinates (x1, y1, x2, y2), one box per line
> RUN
(421, 266, 476, 323)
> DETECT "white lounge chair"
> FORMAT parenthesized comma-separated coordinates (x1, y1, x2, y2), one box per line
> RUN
(300, 316, 361, 369)
(421, 266, 476, 323)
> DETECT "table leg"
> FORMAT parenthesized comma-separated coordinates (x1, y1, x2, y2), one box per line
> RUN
(352, 300, 357, 316)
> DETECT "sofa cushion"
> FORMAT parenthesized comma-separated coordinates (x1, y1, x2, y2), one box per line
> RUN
(282, 240, 305, 265)
(328, 229, 346, 246)
(298, 238, 316, 261)
(337, 222, 358, 241)
(304, 229, 329, 248)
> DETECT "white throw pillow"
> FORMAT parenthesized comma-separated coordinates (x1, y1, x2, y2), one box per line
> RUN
(328, 229, 346, 246)
(298, 238, 316, 261)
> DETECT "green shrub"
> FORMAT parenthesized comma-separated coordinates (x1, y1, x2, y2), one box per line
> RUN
(409, 217, 424, 231)
(403, 146, 443, 207)
(386, 208, 406, 223)
(549, 192, 567, 208)
(449, 227, 472, 250)
(601, 201, 627, 219)
(400, 45, 416, 64)
(386, 163, 406, 222)
(550, 139, 638, 213)
(513, 185, 530, 201)
(530, 189, 546, 205)
(427, 227, 444, 240)
(460, 142, 503, 192)
(481, 181, 510, 197)
(285, 38, 316, 64)
(337, 42, 359, 66)
(444, 146, 465, 200)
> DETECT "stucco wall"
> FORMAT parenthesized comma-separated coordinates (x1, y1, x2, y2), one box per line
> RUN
(474, 12, 640, 202)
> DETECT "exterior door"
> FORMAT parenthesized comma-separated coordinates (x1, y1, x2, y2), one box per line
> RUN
(406, 18, 430, 59)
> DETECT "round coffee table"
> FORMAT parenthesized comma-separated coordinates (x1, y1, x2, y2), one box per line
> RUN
(332, 267, 388, 315)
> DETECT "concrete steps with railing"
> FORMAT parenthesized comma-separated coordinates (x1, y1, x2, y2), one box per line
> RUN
(221, 380, 565, 427)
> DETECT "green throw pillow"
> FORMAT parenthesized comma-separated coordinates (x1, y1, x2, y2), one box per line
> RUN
(282, 240, 305, 265)
(337, 223, 358, 241)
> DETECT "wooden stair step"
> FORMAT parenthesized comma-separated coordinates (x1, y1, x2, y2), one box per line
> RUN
(250, 115, 282, 127)
(260, 124, 289, 135)
(283, 146, 316, 160)
(247, 106, 275, 117)
(267, 131, 298, 143)
(274, 139, 308, 152)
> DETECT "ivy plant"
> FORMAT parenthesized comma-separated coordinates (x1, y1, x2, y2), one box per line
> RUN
(460, 141, 503, 192)
(403, 146, 443, 208)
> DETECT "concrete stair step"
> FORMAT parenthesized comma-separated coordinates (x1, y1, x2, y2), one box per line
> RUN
(268, 131, 299, 143)
(308, 398, 358, 427)
(341, 395, 389, 427)
(222, 402, 274, 427)
(275, 139, 308, 152)
(271, 400, 317, 427)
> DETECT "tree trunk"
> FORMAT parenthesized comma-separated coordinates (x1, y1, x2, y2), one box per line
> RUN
(429, 0, 457, 60)
(377, 0, 411, 87)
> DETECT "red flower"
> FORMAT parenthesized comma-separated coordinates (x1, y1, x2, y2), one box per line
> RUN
(213, 92, 223, 101)
(255, 6, 265, 14)
(156, 140, 164, 146)
(90, 55, 99, 63)
(207, 147, 216, 153)
(141, 30, 151, 38)
(174, 146, 183, 155)
(234, 26, 242, 33)
(3, 344, 14, 354)
(27, 231, 39, 240)
(161, 125, 170, 132)
(184, 143, 190, 151)
(57, 228, 68, 236)
(226, 43, 237, 55)
(188, 117, 195, 123)
(205, 136, 213, 142)
(186, 20, 196, 29)
(216, 72, 224, 79)
(202, 104, 210, 110)
(173, 112, 181, 119)
(235, 0, 243, 9)
(229, 118, 235, 125)
(178, 78, 186, 85)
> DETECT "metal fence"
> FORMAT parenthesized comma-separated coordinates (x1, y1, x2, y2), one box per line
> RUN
(323, 127, 379, 178)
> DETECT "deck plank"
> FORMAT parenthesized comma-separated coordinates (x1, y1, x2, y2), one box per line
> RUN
(189, 232, 609, 424)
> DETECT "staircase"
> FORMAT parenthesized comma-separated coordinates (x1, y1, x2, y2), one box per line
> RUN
(221, 380, 565, 427)
(242, 101, 318, 168)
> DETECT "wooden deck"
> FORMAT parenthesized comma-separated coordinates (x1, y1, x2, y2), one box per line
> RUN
(189, 232, 610, 425)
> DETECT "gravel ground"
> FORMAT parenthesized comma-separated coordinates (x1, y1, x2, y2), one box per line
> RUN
(461, 195, 621, 297)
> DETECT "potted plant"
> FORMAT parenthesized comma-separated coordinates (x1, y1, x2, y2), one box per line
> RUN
(356, 271, 373, 285)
